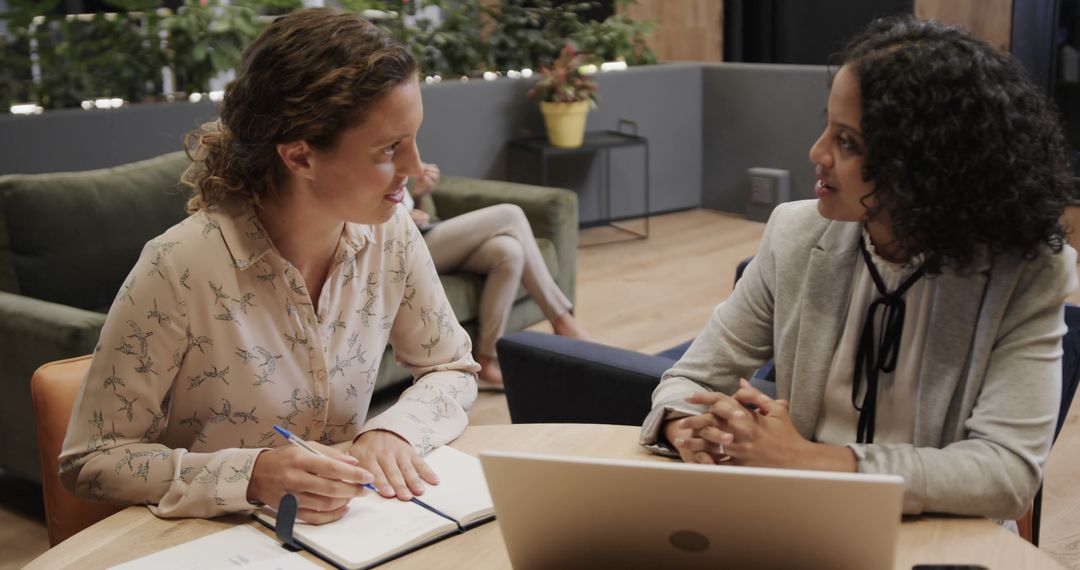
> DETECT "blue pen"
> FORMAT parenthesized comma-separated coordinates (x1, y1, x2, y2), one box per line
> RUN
(272, 424, 378, 493)
(272, 425, 460, 526)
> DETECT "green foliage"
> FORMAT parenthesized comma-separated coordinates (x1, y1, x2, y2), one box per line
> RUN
(428, 2, 486, 77)
(339, 0, 408, 13)
(344, 0, 649, 80)
(250, 0, 303, 13)
(0, 0, 51, 108)
(574, 11, 656, 66)
(43, 15, 162, 108)
(0, 0, 167, 109)
(163, 0, 261, 96)
(527, 43, 598, 105)
(481, 0, 595, 72)
(0, 0, 657, 112)
(386, 0, 486, 78)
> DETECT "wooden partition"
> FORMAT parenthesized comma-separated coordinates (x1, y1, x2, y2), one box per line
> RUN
(914, 0, 1014, 51)
(619, 0, 1013, 63)
(620, 0, 724, 63)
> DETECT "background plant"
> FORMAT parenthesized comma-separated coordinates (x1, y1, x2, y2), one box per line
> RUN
(527, 43, 598, 105)
(1, 0, 167, 110)
(0, 0, 50, 109)
(574, 0, 656, 66)
(53, 1, 168, 106)
(373, 0, 486, 79)
(411, 0, 486, 78)
(481, 0, 595, 72)
(163, 0, 264, 96)
(338, 0, 407, 14)
(0, 0, 656, 112)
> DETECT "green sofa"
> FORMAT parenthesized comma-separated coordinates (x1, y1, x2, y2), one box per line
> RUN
(0, 151, 578, 483)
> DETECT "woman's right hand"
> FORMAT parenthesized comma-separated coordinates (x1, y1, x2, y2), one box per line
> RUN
(664, 417, 711, 464)
(247, 441, 375, 524)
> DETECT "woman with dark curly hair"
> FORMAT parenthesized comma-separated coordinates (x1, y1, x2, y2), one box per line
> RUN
(640, 15, 1078, 521)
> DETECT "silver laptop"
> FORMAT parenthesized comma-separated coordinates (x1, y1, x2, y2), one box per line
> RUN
(479, 451, 904, 570)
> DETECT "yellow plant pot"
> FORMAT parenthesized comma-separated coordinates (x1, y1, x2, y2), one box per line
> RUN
(540, 100, 590, 148)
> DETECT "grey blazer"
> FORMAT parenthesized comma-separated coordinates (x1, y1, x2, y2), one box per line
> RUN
(641, 200, 1077, 519)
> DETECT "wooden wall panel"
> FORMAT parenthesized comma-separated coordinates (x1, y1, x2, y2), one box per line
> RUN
(621, 0, 724, 63)
(914, 0, 1013, 52)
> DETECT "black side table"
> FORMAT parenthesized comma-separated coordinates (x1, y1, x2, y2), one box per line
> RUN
(506, 124, 649, 245)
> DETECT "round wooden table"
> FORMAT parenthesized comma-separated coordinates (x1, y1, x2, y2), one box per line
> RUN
(27, 424, 1064, 570)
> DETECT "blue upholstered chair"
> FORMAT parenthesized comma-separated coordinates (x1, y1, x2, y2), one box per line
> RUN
(498, 256, 770, 426)
(497, 333, 775, 426)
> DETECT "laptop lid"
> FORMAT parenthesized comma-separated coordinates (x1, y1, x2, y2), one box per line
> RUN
(480, 451, 904, 570)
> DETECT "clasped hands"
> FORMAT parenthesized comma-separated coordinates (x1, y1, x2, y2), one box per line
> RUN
(664, 379, 811, 468)
(247, 429, 438, 524)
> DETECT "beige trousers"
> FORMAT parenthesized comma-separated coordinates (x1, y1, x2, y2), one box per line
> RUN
(423, 204, 573, 356)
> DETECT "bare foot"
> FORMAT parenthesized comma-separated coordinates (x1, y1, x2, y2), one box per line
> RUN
(475, 354, 504, 385)
(551, 312, 595, 342)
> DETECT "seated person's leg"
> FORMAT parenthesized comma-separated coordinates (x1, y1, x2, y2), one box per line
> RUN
(495, 204, 593, 342)
(461, 234, 524, 385)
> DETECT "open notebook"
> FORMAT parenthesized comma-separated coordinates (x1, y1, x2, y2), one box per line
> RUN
(254, 445, 494, 569)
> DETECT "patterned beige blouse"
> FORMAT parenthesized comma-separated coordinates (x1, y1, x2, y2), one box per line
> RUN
(59, 198, 479, 518)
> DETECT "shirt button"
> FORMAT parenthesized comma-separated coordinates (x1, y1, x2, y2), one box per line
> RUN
(317, 370, 327, 380)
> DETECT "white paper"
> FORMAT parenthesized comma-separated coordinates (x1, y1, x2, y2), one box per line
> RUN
(110, 524, 321, 570)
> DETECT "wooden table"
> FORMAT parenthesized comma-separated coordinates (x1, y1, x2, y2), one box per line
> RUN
(27, 424, 1064, 570)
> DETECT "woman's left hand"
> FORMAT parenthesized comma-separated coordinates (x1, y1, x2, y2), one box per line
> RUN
(349, 430, 440, 500)
(681, 379, 811, 468)
(412, 163, 441, 198)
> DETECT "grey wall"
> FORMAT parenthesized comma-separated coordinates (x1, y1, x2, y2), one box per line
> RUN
(701, 63, 829, 215)
(0, 101, 219, 175)
(584, 63, 703, 218)
(414, 75, 538, 182)
(0, 62, 829, 221)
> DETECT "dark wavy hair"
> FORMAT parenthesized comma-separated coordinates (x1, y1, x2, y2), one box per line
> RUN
(837, 15, 1075, 272)
(182, 8, 417, 212)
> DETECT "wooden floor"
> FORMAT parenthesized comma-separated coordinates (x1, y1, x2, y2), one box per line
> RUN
(6, 209, 1079, 568)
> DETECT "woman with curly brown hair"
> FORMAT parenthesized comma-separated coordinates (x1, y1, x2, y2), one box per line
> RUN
(642, 15, 1078, 521)
(59, 8, 479, 524)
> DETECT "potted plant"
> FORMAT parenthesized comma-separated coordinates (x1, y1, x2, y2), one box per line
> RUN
(528, 43, 597, 148)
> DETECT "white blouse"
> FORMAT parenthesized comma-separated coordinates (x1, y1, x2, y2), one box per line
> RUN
(814, 230, 933, 445)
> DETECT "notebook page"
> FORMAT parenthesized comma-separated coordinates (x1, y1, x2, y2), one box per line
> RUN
(292, 492, 454, 568)
(419, 446, 494, 525)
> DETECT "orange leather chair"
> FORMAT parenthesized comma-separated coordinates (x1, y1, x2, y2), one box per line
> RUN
(31, 355, 120, 546)
(1017, 509, 1034, 543)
